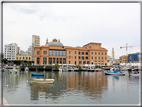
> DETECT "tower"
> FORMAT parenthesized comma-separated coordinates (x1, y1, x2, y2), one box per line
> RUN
(45, 38, 48, 45)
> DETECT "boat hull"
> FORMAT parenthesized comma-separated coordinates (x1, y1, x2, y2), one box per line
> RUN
(31, 73, 44, 76)
(104, 70, 125, 76)
(30, 79, 54, 84)
(130, 74, 139, 76)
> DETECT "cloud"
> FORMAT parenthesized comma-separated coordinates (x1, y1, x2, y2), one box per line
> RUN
(2, 3, 140, 59)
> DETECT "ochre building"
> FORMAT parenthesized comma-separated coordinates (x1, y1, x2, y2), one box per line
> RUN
(34, 38, 108, 66)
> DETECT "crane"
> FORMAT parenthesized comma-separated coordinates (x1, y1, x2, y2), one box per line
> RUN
(120, 43, 133, 55)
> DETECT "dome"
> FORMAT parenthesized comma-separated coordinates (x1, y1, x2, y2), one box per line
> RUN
(46, 41, 64, 46)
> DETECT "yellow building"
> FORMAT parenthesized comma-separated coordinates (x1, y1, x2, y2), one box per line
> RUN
(119, 55, 128, 63)
(16, 54, 31, 61)
(34, 38, 108, 66)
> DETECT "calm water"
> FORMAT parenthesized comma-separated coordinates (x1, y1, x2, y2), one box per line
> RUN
(2, 70, 140, 105)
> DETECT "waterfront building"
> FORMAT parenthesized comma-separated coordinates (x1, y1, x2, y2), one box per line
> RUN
(16, 53, 31, 61)
(128, 52, 142, 63)
(34, 38, 108, 66)
(31, 35, 40, 61)
(119, 55, 128, 63)
(4, 43, 18, 60)
(26, 46, 32, 56)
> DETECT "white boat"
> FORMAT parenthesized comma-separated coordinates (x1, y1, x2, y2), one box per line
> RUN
(9, 69, 19, 73)
(130, 73, 140, 76)
(25, 67, 29, 71)
(30, 79, 55, 84)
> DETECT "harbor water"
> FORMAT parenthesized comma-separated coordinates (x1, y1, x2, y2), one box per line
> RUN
(2, 70, 140, 105)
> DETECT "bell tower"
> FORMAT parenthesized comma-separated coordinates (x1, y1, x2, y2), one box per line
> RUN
(45, 38, 48, 45)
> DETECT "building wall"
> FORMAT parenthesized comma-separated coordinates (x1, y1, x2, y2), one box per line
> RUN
(119, 55, 128, 63)
(31, 35, 40, 61)
(34, 42, 108, 66)
(16, 55, 32, 61)
(4, 43, 18, 60)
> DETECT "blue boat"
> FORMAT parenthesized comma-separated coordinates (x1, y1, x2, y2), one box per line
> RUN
(31, 72, 44, 76)
(31, 75, 44, 78)
(104, 69, 125, 76)
(74, 69, 79, 72)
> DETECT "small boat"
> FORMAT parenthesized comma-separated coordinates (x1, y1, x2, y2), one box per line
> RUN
(31, 72, 44, 76)
(88, 69, 95, 72)
(130, 71, 140, 76)
(30, 79, 55, 84)
(95, 68, 102, 72)
(74, 69, 79, 72)
(104, 70, 125, 76)
(9, 69, 19, 73)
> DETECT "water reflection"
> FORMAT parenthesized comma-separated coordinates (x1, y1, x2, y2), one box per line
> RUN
(2, 70, 140, 104)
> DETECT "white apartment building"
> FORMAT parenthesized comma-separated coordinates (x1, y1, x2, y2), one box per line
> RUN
(31, 35, 40, 61)
(4, 43, 18, 60)
(26, 46, 32, 56)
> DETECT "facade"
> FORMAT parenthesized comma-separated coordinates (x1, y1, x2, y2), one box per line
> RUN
(107, 55, 113, 65)
(128, 52, 141, 63)
(119, 55, 128, 63)
(16, 55, 31, 61)
(31, 35, 40, 61)
(34, 38, 108, 66)
(4, 43, 18, 60)
(26, 46, 32, 56)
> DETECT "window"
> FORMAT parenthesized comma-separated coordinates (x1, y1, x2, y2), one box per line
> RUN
(79, 52, 80, 55)
(69, 51, 70, 54)
(49, 50, 66, 56)
(37, 51, 40, 54)
(79, 56, 80, 59)
(43, 51, 47, 54)
(49, 58, 52, 64)
(37, 57, 40, 64)
(75, 51, 76, 54)
(102, 57, 103, 59)
(69, 56, 70, 59)
(69, 61, 70, 64)
(53, 58, 55, 64)
(17, 57, 18, 59)
(79, 61, 82, 64)
(26, 57, 27, 59)
(86, 52, 88, 55)
(99, 52, 100, 55)
(87, 61, 90, 64)
(105, 53, 106, 55)
(95, 52, 97, 55)
(63, 58, 66, 64)
(99, 57, 100, 59)
(49, 50, 52, 56)
(60, 51, 62, 56)
(92, 57, 93, 59)
(23, 57, 24, 59)
(82, 52, 84, 55)
(75, 56, 76, 59)
(29, 57, 30, 59)
(60, 58, 62, 64)
(57, 58, 59, 63)
(86, 57, 88, 59)
(83, 61, 86, 64)
(92, 52, 93, 55)
(43, 57, 47, 64)
(102, 52, 103, 55)
(105, 57, 106, 60)
(82, 56, 84, 60)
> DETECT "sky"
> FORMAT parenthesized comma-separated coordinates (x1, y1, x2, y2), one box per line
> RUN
(2, 3, 140, 59)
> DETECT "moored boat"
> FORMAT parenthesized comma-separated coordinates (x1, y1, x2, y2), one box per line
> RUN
(9, 69, 19, 73)
(30, 79, 55, 84)
(31, 72, 44, 76)
(104, 70, 125, 76)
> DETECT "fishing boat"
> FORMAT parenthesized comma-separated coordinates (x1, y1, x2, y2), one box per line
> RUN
(9, 69, 19, 73)
(104, 69, 125, 76)
(30, 79, 55, 84)
(129, 71, 140, 76)
(31, 72, 44, 76)
(74, 69, 79, 72)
